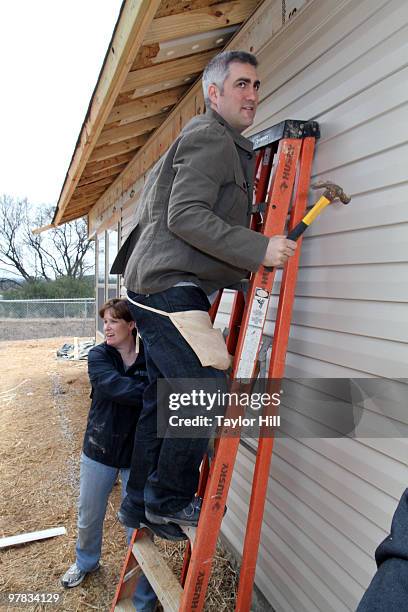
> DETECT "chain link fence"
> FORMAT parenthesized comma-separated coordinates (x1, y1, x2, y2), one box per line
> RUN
(0, 298, 95, 319)
(0, 298, 95, 340)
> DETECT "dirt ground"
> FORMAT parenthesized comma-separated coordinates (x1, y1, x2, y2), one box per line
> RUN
(0, 337, 238, 612)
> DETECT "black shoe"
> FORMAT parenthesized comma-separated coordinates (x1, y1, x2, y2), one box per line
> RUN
(117, 508, 187, 542)
(145, 496, 203, 527)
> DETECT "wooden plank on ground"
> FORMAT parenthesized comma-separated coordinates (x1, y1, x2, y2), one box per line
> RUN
(0, 527, 66, 549)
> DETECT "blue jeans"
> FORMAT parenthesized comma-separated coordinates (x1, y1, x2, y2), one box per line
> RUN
(126, 286, 226, 516)
(76, 453, 157, 611)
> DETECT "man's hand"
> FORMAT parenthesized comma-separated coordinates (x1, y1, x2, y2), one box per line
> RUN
(262, 235, 297, 267)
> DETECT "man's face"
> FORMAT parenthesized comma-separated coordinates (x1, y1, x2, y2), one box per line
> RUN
(208, 61, 260, 132)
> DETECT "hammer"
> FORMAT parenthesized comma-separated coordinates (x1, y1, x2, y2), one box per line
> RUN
(287, 180, 351, 241)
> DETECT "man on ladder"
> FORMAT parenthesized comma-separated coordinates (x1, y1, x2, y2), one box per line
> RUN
(111, 50, 297, 541)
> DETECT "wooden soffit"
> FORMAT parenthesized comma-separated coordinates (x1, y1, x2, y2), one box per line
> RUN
(53, 0, 262, 227)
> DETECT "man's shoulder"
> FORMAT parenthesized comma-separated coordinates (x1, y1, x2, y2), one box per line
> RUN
(182, 113, 227, 140)
(178, 114, 235, 160)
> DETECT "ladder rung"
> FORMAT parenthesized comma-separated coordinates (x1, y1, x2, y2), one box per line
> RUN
(132, 537, 183, 612)
(123, 565, 141, 583)
(114, 598, 136, 611)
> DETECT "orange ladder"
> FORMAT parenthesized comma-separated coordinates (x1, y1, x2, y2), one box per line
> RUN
(111, 119, 320, 612)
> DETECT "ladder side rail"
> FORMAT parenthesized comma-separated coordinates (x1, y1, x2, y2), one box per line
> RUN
(209, 290, 223, 323)
(180, 454, 211, 586)
(235, 136, 317, 612)
(110, 530, 138, 611)
(179, 138, 302, 612)
(226, 290, 245, 355)
(227, 147, 274, 355)
(268, 136, 317, 379)
(234, 138, 303, 381)
(250, 147, 274, 230)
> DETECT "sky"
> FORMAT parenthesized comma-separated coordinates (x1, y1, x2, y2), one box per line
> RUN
(0, 0, 123, 207)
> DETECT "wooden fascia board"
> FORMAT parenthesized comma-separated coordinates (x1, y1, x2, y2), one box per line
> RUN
(53, 0, 162, 226)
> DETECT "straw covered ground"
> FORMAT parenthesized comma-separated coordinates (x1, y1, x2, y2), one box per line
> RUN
(0, 337, 238, 612)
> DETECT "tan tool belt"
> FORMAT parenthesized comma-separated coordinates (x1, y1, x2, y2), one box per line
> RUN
(126, 290, 232, 371)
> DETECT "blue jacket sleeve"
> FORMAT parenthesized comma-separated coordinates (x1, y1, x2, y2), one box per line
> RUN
(87, 346, 145, 406)
(356, 489, 408, 611)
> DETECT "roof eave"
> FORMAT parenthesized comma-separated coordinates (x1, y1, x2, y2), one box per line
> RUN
(53, 0, 162, 226)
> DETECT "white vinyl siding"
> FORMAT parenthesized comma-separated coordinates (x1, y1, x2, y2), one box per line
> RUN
(217, 0, 408, 609)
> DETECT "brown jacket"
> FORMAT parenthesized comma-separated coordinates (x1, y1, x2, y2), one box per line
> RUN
(111, 109, 268, 295)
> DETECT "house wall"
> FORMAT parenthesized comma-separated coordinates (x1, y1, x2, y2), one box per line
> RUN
(90, 0, 408, 608)
(215, 0, 408, 610)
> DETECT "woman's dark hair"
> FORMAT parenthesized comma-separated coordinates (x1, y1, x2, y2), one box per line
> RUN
(99, 298, 133, 322)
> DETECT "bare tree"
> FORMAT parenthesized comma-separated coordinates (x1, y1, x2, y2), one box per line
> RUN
(0, 194, 94, 280)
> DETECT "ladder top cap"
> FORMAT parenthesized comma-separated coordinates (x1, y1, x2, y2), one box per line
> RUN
(250, 120, 320, 150)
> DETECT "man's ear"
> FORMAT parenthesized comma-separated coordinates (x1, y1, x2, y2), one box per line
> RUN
(207, 83, 219, 106)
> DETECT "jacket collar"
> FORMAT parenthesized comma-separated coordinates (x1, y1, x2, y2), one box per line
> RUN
(206, 109, 254, 153)
(104, 339, 144, 367)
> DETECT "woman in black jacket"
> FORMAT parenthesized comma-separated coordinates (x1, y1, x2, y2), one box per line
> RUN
(60, 299, 156, 611)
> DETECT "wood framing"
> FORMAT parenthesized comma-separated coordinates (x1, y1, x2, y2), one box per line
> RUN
(98, 115, 165, 147)
(121, 49, 215, 92)
(143, 0, 259, 44)
(89, 134, 149, 163)
(106, 87, 187, 124)
(88, 0, 277, 234)
(53, 0, 264, 228)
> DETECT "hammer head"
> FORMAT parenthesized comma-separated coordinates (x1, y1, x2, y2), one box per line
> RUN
(312, 181, 351, 204)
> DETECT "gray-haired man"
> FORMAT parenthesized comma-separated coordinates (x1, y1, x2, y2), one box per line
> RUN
(113, 51, 296, 538)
